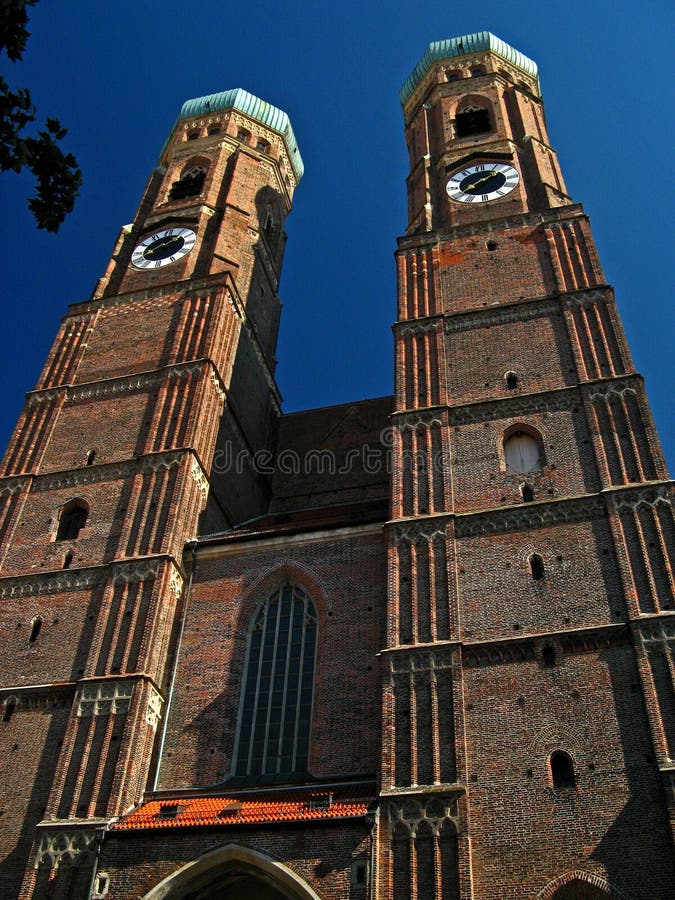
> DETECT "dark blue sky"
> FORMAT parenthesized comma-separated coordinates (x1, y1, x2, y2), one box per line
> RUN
(1, 0, 672, 470)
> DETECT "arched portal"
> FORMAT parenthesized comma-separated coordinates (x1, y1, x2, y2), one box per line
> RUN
(142, 844, 321, 900)
(536, 870, 632, 900)
(551, 883, 610, 900)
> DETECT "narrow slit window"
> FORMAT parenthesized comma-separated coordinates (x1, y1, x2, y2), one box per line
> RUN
(3, 698, 16, 723)
(550, 751, 575, 789)
(530, 554, 545, 580)
(542, 644, 556, 667)
(29, 617, 43, 643)
(520, 483, 534, 502)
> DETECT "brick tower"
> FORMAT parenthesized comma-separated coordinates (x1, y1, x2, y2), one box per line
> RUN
(0, 91, 303, 898)
(379, 31, 675, 899)
(0, 31, 673, 900)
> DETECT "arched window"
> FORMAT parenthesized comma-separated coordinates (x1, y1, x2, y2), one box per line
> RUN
(234, 583, 317, 779)
(529, 553, 545, 581)
(169, 165, 206, 200)
(470, 65, 486, 77)
(445, 68, 462, 81)
(503, 428, 543, 473)
(455, 104, 491, 137)
(56, 499, 88, 541)
(549, 750, 575, 790)
(504, 370, 518, 389)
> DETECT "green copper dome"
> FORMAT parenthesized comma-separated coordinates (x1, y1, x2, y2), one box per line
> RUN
(400, 31, 539, 105)
(178, 88, 304, 181)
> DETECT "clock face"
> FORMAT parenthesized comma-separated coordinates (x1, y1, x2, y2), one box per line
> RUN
(446, 162, 520, 203)
(131, 227, 197, 269)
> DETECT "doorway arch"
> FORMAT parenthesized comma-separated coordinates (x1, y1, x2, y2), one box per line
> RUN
(536, 871, 632, 900)
(142, 843, 321, 900)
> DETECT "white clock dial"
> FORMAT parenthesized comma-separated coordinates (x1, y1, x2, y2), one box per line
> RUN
(446, 162, 520, 203)
(131, 227, 197, 269)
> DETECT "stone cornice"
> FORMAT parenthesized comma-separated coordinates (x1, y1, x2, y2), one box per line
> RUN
(393, 286, 614, 337)
(388, 482, 673, 541)
(0, 554, 185, 600)
(396, 203, 588, 248)
(448, 384, 579, 425)
(69, 272, 233, 316)
(25, 358, 226, 408)
(390, 374, 643, 429)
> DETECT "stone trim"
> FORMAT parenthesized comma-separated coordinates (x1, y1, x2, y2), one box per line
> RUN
(635, 617, 675, 650)
(35, 827, 98, 869)
(608, 482, 673, 514)
(444, 297, 559, 334)
(393, 519, 448, 544)
(0, 555, 183, 599)
(77, 680, 134, 717)
(455, 494, 606, 537)
(31, 449, 185, 493)
(396, 203, 588, 246)
(394, 410, 445, 431)
(383, 792, 461, 836)
(535, 870, 631, 900)
(146, 684, 164, 730)
(190, 456, 210, 499)
(448, 385, 578, 425)
(586, 376, 640, 401)
(0, 476, 28, 495)
(26, 359, 214, 409)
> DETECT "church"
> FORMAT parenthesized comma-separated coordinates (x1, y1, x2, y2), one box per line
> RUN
(0, 31, 673, 900)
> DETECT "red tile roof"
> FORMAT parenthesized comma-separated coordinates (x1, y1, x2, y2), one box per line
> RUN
(112, 788, 371, 831)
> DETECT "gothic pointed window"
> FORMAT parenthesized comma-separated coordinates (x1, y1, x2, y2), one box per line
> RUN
(56, 499, 89, 541)
(234, 584, 318, 779)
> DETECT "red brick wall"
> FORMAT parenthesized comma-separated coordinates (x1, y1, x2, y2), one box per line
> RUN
(158, 529, 385, 789)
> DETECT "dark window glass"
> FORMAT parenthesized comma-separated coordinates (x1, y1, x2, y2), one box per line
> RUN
(29, 617, 43, 643)
(530, 554, 545, 580)
(455, 107, 491, 137)
(57, 500, 88, 541)
(550, 751, 575, 789)
(3, 698, 16, 722)
(169, 167, 206, 201)
(235, 584, 318, 778)
(542, 644, 556, 667)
